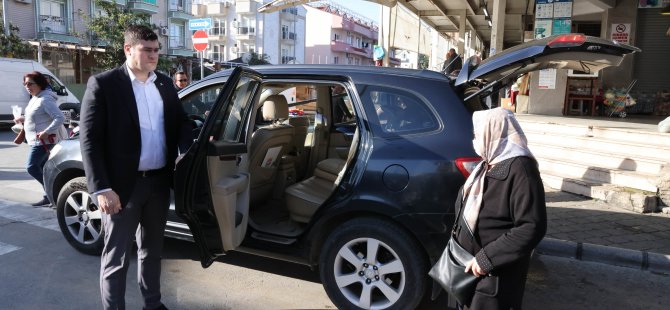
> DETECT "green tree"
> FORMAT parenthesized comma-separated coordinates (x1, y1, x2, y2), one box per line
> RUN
(83, 0, 153, 70)
(0, 23, 32, 58)
(247, 52, 271, 65)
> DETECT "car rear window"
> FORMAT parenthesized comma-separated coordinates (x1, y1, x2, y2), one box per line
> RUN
(359, 85, 439, 136)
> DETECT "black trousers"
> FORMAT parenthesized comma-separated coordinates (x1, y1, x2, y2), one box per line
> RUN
(99, 174, 170, 310)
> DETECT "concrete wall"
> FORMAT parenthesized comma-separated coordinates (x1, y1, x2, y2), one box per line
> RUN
(527, 69, 569, 116)
(7, 1, 35, 38)
(600, 0, 638, 88)
(304, 5, 334, 64)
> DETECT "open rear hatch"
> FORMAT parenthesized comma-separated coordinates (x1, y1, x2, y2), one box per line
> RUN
(454, 34, 640, 101)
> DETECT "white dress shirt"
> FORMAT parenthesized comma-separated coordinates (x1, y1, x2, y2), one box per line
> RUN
(126, 65, 167, 171)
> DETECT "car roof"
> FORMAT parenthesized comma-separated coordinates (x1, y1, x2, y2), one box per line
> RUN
(201, 64, 449, 83)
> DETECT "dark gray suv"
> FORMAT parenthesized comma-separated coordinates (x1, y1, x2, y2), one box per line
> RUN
(44, 35, 638, 309)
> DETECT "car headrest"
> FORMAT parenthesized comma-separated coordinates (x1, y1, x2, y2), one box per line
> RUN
(262, 95, 289, 121)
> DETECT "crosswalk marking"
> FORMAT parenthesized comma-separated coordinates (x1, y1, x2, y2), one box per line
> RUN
(0, 241, 21, 256)
(0, 199, 60, 232)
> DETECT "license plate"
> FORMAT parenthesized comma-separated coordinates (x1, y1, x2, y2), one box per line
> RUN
(61, 110, 71, 124)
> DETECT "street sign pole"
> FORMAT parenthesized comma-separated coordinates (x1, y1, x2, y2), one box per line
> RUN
(201, 51, 204, 81)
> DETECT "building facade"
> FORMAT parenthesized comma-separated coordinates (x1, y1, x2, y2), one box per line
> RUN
(304, 1, 377, 66)
(2, 0, 194, 84)
(191, 0, 306, 65)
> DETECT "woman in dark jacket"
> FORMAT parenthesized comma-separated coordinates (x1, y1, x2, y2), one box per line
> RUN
(456, 107, 547, 309)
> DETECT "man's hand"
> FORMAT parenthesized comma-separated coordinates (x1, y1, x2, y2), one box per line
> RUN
(464, 258, 486, 277)
(97, 191, 122, 215)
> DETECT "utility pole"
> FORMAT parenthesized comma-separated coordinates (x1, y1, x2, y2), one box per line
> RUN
(2, 0, 9, 36)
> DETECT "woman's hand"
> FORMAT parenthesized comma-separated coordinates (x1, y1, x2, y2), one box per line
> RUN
(14, 116, 24, 124)
(464, 258, 486, 277)
(37, 131, 48, 141)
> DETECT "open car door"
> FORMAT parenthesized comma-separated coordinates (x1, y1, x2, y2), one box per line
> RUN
(175, 67, 262, 267)
(454, 34, 640, 96)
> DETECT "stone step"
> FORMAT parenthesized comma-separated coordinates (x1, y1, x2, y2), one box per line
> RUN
(541, 173, 658, 213)
(538, 157, 658, 192)
(519, 120, 670, 147)
(526, 132, 670, 162)
(529, 144, 666, 175)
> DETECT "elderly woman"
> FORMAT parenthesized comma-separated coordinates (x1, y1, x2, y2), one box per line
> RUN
(455, 108, 547, 309)
(14, 71, 65, 206)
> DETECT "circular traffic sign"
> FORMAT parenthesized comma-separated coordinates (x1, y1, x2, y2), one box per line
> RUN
(193, 30, 209, 51)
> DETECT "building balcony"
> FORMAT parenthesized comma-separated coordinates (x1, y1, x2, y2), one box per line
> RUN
(206, 1, 232, 16)
(128, 0, 159, 14)
(209, 28, 227, 41)
(281, 56, 295, 64)
(281, 31, 296, 42)
(37, 32, 82, 44)
(169, 47, 193, 57)
(235, 0, 258, 14)
(280, 8, 298, 21)
(332, 19, 378, 40)
(330, 40, 372, 58)
(236, 27, 256, 40)
(168, 9, 193, 20)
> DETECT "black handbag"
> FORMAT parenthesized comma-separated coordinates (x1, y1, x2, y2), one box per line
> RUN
(428, 200, 480, 305)
(428, 235, 479, 305)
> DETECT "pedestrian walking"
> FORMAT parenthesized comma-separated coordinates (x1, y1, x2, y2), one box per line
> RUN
(14, 71, 65, 206)
(79, 25, 191, 310)
(455, 107, 547, 309)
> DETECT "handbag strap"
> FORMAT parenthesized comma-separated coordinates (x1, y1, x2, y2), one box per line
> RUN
(451, 188, 481, 248)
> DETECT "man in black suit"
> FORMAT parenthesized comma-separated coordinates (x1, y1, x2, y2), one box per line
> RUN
(80, 25, 191, 310)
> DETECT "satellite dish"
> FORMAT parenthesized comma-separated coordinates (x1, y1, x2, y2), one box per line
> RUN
(242, 52, 252, 64)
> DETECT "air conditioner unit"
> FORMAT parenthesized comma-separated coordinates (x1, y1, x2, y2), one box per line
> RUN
(232, 21, 238, 28)
(231, 47, 238, 53)
(159, 27, 169, 37)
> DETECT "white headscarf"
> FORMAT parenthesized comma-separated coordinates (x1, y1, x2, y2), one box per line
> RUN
(462, 108, 534, 234)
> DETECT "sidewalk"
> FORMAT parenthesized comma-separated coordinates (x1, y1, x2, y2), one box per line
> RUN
(540, 185, 670, 274)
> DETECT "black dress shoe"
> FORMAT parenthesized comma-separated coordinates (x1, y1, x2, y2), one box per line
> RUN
(31, 198, 50, 206)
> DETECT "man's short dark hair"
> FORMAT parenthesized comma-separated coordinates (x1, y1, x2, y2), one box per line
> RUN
(174, 71, 188, 78)
(124, 25, 158, 46)
(449, 48, 456, 53)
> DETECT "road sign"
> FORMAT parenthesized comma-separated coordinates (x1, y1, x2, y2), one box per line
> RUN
(189, 18, 212, 31)
(193, 30, 209, 51)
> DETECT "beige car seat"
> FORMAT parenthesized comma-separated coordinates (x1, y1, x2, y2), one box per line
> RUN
(249, 95, 294, 205)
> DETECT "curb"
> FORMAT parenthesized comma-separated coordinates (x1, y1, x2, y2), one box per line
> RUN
(536, 238, 670, 275)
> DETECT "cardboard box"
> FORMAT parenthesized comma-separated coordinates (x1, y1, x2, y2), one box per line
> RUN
(501, 98, 515, 112)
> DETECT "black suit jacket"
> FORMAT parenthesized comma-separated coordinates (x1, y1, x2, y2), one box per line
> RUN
(80, 64, 191, 206)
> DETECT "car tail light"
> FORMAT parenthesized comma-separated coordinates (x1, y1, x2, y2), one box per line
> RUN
(548, 34, 586, 48)
(455, 157, 482, 178)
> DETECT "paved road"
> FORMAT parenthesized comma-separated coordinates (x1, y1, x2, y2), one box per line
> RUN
(1, 202, 668, 309)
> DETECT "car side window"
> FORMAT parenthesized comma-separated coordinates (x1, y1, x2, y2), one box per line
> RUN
(216, 76, 259, 143)
(360, 85, 438, 135)
(181, 82, 225, 121)
(44, 75, 64, 94)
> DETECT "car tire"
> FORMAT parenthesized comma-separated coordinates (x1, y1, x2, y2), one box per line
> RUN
(56, 177, 104, 256)
(319, 218, 428, 310)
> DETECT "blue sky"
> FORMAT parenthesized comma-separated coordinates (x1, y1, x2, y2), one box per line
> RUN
(330, 0, 381, 24)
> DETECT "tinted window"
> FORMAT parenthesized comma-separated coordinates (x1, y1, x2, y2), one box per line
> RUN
(218, 75, 258, 143)
(359, 85, 438, 135)
(181, 82, 225, 120)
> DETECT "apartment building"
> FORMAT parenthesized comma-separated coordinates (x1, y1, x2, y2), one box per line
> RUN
(2, 0, 194, 84)
(304, 1, 378, 66)
(191, 0, 306, 65)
